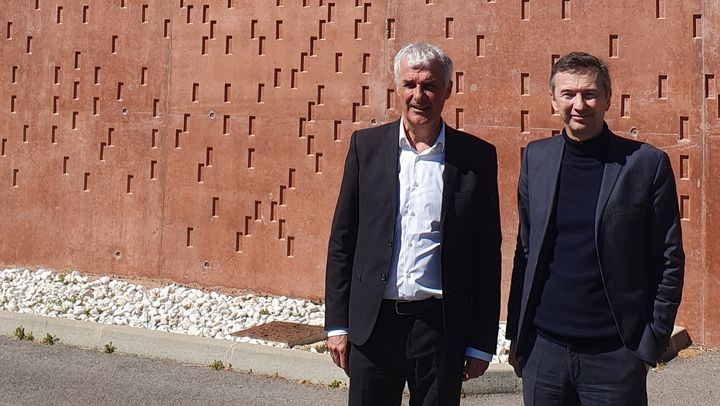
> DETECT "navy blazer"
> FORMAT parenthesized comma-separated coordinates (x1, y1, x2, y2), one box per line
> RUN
(325, 120, 502, 355)
(507, 126, 684, 365)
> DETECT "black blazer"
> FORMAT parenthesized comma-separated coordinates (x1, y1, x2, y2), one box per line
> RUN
(507, 128, 684, 364)
(324, 120, 502, 354)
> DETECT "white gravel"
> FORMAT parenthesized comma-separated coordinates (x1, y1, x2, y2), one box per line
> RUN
(0, 268, 509, 362)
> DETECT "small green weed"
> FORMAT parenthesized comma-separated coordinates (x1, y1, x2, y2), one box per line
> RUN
(41, 333, 60, 345)
(104, 342, 116, 353)
(14, 326, 26, 340)
(14, 326, 34, 341)
(328, 380, 342, 389)
(209, 360, 225, 370)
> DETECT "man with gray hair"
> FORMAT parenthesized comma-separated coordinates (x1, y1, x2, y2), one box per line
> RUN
(325, 42, 502, 404)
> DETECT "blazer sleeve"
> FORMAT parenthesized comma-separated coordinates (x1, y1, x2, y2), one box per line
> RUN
(645, 151, 685, 360)
(506, 144, 530, 341)
(324, 132, 360, 331)
(468, 145, 503, 354)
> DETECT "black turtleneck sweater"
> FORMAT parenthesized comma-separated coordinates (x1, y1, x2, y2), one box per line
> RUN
(533, 127, 620, 346)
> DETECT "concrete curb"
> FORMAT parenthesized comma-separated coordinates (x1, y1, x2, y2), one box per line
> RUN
(0, 310, 520, 395)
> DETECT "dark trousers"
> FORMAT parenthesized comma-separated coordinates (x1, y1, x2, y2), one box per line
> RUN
(522, 334, 648, 406)
(348, 300, 464, 406)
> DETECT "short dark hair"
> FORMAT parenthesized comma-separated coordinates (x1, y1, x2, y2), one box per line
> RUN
(549, 52, 611, 95)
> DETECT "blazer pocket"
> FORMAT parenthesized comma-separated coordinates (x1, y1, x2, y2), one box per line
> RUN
(607, 202, 648, 216)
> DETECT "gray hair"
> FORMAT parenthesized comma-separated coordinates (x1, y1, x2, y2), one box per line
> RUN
(393, 42, 453, 86)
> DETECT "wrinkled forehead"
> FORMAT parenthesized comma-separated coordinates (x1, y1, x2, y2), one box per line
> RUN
(553, 69, 602, 89)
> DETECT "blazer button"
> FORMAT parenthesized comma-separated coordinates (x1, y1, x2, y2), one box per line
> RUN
(387, 240, 393, 247)
(381, 273, 387, 281)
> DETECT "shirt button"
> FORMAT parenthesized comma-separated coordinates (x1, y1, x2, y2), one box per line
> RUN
(410, 212, 415, 217)
(408, 242, 413, 247)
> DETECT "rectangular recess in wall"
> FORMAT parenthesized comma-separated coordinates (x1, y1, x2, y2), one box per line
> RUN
(387, 18, 395, 39)
(386, 89, 395, 110)
(562, 0, 570, 19)
(152, 128, 158, 148)
(279, 185, 287, 205)
(656, 0, 665, 19)
(620, 94, 630, 117)
(354, 19, 361, 39)
(164, 19, 171, 37)
(476, 35, 486, 57)
(521, 110, 529, 133)
(693, 14, 702, 39)
(186, 227, 193, 247)
(0, 138, 5, 156)
(455, 108, 464, 130)
(317, 85, 325, 105)
(362, 53, 370, 74)
(249, 116, 256, 136)
(705, 74, 716, 98)
(274, 69, 281, 88)
(13, 169, 19, 187)
(456, 72, 464, 93)
(224, 83, 231, 102)
(94, 66, 100, 84)
(225, 35, 232, 54)
(680, 195, 690, 220)
(212, 197, 219, 217)
(445, 17, 453, 38)
(521, 0, 530, 20)
(23, 125, 28, 143)
(289, 168, 296, 188)
(658, 74, 668, 99)
(335, 53, 342, 73)
(235, 232, 242, 253)
(247, 148, 255, 168)
(315, 153, 323, 173)
(328, 3, 335, 22)
(197, 163, 204, 182)
(276, 20, 283, 39)
(521, 73, 529, 95)
(83, 172, 90, 191)
(680, 155, 690, 179)
(150, 160, 157, 179)
(609, 34, 619, 58)
(223, 115, 230, 135)
(54, 66, 60, 84)
(63, 156, 69, 174)
(319, 20, 326, 39)
(334, 120, 342, 141)
(679, 116, 689, 140)
(287, 236, 294, 257)
(126, 174, 133, 194)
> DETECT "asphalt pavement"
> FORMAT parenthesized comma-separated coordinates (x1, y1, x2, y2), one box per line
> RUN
(1, 335, 719, 405)
(0, 309, 718, 405)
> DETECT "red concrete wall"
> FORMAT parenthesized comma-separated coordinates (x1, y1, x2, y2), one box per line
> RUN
(0, 0, 717, 346)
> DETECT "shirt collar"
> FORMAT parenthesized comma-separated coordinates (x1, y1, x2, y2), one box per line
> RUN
(399, 118, 446, 152)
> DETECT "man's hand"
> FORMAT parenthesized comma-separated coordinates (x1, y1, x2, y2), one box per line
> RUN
(462, 357, 489, 381)
(327, 335, 350, 376)
(508, 341, 522, 378)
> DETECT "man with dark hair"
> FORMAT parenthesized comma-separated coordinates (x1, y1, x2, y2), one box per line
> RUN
(325, 42, 502, 405)
(507, 51, 684, 405)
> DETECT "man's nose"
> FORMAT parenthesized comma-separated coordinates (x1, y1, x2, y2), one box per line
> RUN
(572, 94, 587, 110)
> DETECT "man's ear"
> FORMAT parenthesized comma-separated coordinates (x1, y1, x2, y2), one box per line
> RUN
(549, 89, 558, 112)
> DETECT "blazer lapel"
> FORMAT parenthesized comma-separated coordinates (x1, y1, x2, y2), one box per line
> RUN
(383, 121, 400, 219)
(536, 136, 564, 246)
(440, 128, 459, 234)
(595, 136, 623, 238)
